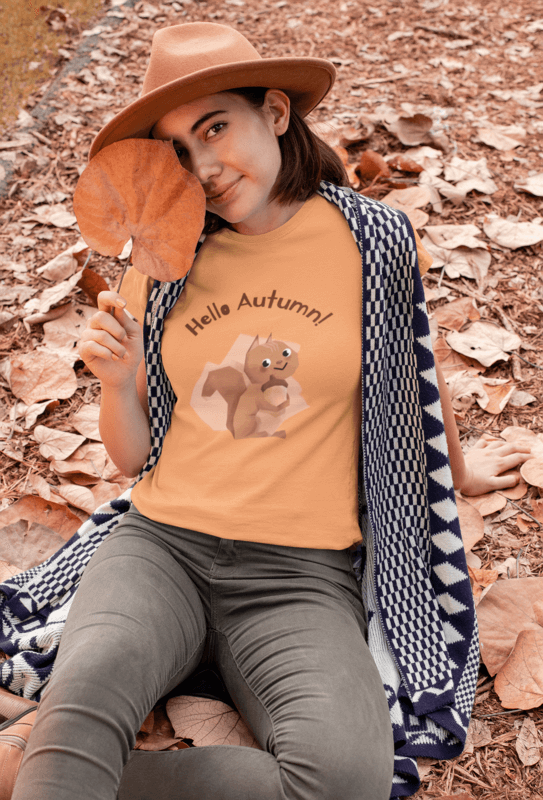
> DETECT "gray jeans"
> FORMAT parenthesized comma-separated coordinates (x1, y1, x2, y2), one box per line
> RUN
(13, 507, 394, 800)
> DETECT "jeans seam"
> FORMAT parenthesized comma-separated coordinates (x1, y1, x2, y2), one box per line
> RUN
(213, 629, 278, 755)
(164, 631, 207, 696)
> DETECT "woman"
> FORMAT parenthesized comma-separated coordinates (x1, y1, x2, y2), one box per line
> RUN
(11, 22, 482, 800)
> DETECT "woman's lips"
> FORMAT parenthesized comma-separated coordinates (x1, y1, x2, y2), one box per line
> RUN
(206, 177, 241, 205)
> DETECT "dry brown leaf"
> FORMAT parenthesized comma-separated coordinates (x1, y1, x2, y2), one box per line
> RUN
(386, 154, 424, 173)
(333, 146, 359, 188)
(477, 578, 543, 675)
(509, 389, 537, 408)
(23, 269, 84, 316)
(21, 399, 60, 429)
(356, 150, 391, 181)
(56, 483, 95, 515)
(446, 321, 522, 368)
(71, 403, 101, 441)
(26, 203, 77, 228)
(403, 145, 443, 176)
(23, 302, 72, 328)
(0, 520, 66, 571)
(0, 560, 23, 582)
(421, 238, 490, 285)
(501, 426, 543, 452)
(462, 492, 507, 516)
(381, 186, 432, 214)
(166, 696, 261, 749)
(443, 156, 498, 195)
(8, 351, 78, 404)
(404, 209, 429, 230)
(495, 556, 531, 580)
(36, 240, 89, 282)
(463, 718, 492, 754)
(135, 703, 186, 751)
(515, 717, 542, 763)
(455, 494, 484, 553)
(483, 214, 543, 249)
(28, 473, 64, 504)
(0, 496, 80, 542)
(33, 426, 86, 461)
(433, 337, 484, 377)
(383, 112, 433, 146)
(433, 297, 480, 332)
(446, 371, 487, 411)
(500, 470, 528, 501)
(468, 566, 499, 606)
(475, 127, 524, 151)
(0, 495, 80, 565)
(495, 629, 543, 711)
(338, 125, 368, 147)
(73, 139, 206, 282)
(514, 173, 543, 197)
(521, 459, 543, 489)
(416, 757, 438, 779)
(89, 480, 122, 506)
(77, 268, 109, 307)
(41, 304, 95, 365)
(423, 223, 486, 250)
(49, 455, 103, 481)
(518, 516, 538, 533)
(529, 498, 543, 523)
(482, 382, 515, 415)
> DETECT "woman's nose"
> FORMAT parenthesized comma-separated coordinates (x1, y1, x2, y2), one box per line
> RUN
(188, 145, 221, 185)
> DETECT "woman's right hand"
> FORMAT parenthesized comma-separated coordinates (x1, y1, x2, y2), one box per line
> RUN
(78, 291, 144, 388)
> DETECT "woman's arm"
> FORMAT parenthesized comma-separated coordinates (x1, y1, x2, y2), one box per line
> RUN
(435, 358, 531, 495)
(435, 357, 468, 491)
(78, 291, 151, 478)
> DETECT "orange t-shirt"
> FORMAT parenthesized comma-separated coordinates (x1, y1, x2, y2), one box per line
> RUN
(121, 195, 431, 549)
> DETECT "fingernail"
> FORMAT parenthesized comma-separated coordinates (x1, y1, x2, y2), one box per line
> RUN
(116, 299, 127, 308)
(111, 353, 120, 361)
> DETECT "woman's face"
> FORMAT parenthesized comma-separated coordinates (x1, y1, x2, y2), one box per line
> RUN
(152, 90, 297, 235)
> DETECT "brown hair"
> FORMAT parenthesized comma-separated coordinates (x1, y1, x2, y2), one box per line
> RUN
(203, 87, 349, 235)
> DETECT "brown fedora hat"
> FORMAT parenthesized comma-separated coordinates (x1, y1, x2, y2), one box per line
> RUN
(89, 23, 336, 160)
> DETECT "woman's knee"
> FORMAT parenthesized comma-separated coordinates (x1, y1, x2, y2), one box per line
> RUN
(280, 730, 394, 800)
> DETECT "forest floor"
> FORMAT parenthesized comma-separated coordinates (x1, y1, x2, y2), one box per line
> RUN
(1, 0, 543, 797)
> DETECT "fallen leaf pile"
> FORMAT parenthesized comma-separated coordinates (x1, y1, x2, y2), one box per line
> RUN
(1, 0, 543, 796)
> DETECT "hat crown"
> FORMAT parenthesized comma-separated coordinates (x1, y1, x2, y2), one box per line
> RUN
(142, 23, 262, 96)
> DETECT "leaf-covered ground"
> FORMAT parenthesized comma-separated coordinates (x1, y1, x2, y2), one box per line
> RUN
(1, 0, 543, 797)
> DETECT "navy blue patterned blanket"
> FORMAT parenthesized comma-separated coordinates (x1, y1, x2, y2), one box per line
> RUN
(0, 183, 478, 798)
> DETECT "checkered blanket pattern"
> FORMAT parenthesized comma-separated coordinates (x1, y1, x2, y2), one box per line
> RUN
(0, 185, 477, 798)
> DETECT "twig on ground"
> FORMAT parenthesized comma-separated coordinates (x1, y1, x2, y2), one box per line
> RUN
(495, 495, 542, 528)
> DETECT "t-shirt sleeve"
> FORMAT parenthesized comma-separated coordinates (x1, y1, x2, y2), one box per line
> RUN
(414, 230, 433, 276)
(116, 266, 152, 325)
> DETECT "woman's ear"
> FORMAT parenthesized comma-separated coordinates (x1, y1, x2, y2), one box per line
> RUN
(263, 89, 291, 136)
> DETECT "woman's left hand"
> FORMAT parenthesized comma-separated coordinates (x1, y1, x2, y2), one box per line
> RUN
(458, 438, 532, 496)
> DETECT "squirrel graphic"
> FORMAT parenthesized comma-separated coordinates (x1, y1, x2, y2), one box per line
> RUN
(202, 334, 300, 439)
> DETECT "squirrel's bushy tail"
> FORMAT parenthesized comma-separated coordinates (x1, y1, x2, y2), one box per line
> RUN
(202, 367, 247, 434)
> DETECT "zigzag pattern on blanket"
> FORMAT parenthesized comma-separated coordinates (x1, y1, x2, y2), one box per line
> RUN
(319, 184, 478, 798)
(0, 185, 478, 800)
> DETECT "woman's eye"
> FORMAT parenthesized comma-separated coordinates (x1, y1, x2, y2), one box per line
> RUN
(206, 122, 225, 139)
(282, 349, 291, 357)
(262, 359, 271, 368)
(173, 145, 187, 160)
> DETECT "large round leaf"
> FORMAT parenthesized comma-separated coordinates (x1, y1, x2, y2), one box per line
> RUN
(73, 139, 206, 282)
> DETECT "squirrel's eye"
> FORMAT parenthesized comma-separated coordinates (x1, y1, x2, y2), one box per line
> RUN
(282, 349, 291, 357)
(262, 359, 271, 368)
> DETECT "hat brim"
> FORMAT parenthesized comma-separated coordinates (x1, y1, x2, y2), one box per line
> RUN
(89, 58, 335, 160)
